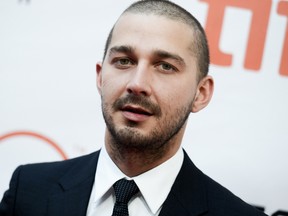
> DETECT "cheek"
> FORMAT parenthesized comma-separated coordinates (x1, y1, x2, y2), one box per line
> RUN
(156, 80, 196, 105)
(161, 88, 196, 117)
(101, 74, 126, 100)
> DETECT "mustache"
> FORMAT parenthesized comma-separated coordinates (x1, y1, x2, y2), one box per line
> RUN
(112, 94, 162, 117)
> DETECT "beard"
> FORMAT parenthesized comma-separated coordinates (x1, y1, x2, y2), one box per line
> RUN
(102, 94, 193, 156)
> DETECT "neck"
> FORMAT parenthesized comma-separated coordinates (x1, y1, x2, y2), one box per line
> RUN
(104, 129, 184, 177)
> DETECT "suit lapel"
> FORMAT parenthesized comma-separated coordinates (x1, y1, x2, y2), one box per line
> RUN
(47, 151, 100, 216)
(159, 150, 208, 216)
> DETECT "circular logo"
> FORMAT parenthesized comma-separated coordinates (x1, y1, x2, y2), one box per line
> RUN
(0, 130, 67, 160)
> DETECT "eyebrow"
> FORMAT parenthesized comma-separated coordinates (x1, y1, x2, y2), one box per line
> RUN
(108, 45, 134, 57)
(153, 49, 186, 67)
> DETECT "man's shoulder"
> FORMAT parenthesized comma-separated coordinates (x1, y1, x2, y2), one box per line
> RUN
(179, 151, 267, 215)
(201, 172, 266, 215)
(0, 151, 101, 215)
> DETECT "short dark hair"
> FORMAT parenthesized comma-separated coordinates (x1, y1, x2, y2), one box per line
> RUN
(102, 0, 210, 80)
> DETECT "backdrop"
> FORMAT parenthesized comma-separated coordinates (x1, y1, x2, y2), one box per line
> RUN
(0, 0, 287, 215)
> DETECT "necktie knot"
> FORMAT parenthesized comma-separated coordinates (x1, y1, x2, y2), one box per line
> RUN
(113, 179, 139, 203)
(112, 178, 139, 216)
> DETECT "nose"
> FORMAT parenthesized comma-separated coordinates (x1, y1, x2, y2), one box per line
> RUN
(126, 64, 152, 96)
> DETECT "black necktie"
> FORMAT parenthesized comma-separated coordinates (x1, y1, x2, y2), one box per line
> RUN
(112, 179, 139, 216)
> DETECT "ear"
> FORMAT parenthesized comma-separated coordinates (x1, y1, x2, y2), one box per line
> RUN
(192, 75, 214, 113)
(96, 62, 102, 94)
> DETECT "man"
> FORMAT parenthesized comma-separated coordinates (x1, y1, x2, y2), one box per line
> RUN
(0, 0, 267, 216)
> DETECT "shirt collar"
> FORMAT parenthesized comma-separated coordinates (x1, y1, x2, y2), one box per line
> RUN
(94, 145, 126, 205)
(94, 145, 184, 214)
(133, 148, 184, 214)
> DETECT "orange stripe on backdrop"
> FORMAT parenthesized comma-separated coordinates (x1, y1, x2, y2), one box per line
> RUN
(0, 131, 68, 160)
(277, 0, 288, 76)
(201, 0, 272, 70)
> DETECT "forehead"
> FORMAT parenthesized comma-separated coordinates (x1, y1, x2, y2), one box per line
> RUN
(109, 13, 196, 60)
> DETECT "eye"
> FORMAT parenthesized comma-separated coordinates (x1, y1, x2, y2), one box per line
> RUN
(118, 58, 131, 65)
(161, 63, 173, 70)
(157, 62, 178, 73)
(113, 58, 134, 69)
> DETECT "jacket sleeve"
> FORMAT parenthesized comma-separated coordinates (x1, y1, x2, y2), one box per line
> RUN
(0, 166, 22, 216)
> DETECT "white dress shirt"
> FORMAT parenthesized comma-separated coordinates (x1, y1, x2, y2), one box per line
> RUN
(86, 145, 184, 216)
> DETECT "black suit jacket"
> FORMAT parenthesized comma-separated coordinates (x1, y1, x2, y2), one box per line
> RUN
(0, 149, 266, 216)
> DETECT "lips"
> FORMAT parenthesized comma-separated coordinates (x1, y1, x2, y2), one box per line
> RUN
(121, 105, 153, 122)
(122, 105, 152, 116)
(112, 94, 161, 122)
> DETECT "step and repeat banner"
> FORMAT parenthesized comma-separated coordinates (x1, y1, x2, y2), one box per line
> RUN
(0, 0, 287, 215)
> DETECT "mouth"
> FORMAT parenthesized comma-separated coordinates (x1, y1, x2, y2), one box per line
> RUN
(121, 105, 153, 116)
(120, 105, 153, 122)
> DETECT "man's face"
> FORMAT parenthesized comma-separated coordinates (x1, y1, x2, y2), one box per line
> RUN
(97, 13, 200, 154)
